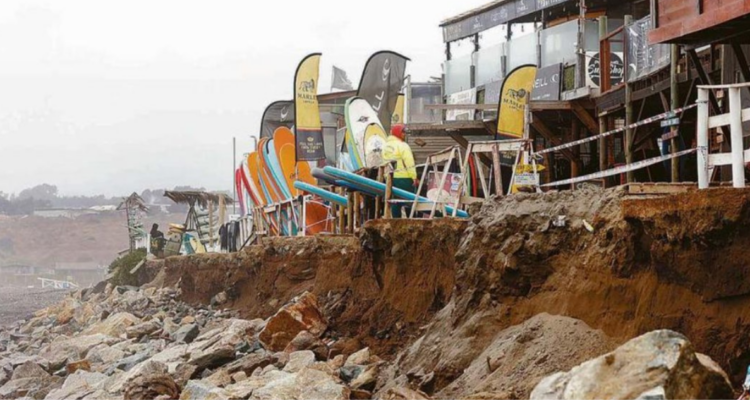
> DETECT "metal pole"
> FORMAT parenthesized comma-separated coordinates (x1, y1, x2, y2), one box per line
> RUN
(729, 87, 746, 188)
(232, 137, 237, 214)
(670, 44, 680, 182)
(624, 15, 634, 183)
(697, 88, 709, 189)
(598, 16, 608, 173)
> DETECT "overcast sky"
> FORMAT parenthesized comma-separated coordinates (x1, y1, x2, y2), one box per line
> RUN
(0, 0, 489, 197)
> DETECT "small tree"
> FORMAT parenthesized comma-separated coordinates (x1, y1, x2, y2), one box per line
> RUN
(108, 248, 147, 287)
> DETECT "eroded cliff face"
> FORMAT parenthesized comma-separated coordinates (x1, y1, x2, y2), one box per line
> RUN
(153, 187, 750, 397)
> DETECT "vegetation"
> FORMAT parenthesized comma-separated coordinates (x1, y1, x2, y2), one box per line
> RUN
(108, 248, 147, 287)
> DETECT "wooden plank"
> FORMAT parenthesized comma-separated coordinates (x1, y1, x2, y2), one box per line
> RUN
(626, 183, 696, 195)
(423, 101, 572, 111)
(570, 102, 600, 136)
(448, 132, 494, 167)
(530, 119, 576, 162)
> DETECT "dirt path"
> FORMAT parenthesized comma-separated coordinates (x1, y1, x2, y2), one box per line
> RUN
(0, 286, 69, 327)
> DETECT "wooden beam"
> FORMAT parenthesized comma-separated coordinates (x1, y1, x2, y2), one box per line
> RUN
(447, 132, 494, 168)
(530, 118, 576, 162)
(570, 102, 600, 136)
(687, 47, 728, 141)
(732, 42, 750, 83)
(423, 101, 573, 111)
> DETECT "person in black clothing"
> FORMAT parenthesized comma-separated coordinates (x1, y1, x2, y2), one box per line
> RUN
(150, 223, 165, 257)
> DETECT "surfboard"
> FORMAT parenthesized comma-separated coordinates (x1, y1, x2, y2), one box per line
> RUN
(294, 181, 348, 206)
(322, 166, 470, 218)
(266, 139, 292, 199)
(242, 158, 261, 207)
(257, 139, 282, 204)
(345, 97, 386, 169)
(363, 123, 387, 168)
(248, 152, 269, 206)
(234, 168, 246, 215)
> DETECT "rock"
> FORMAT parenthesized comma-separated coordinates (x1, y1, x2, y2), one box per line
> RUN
(379, 386, 432, 400)
(150, 344, 189, 365)
(223, 371, 290, 399)
(252, 367, 349, 400)
(259, 292, 327, 352)
(0, 361, 62, 400)
(282, 351, 316, 373)
(188, 344, 235, 371)
(123, 372, 179, 400)
(351, 389, 373, 399)
(110, 352, 150, 372)
(44, 370, 108, 400)
(210, 292, 228, 307)
(214, 353, 273, 376)
(529, 330, 734, 400)
(65, 360, 91, 374)
(172, 324, 199, 344)
(82, 312, 140, 337)
(230, 371, 247, 383)
(125, 320, 161, 339)
(40, 334, 120, 371)
(105, 360, 168, 395)
(179, 380, 229, 400)
(345, 347, 370, 366)
(172, 363, 198, 388)
(350, 365, 378, 391)
(284, 330, 329, 360)
(115, 286, 139, 295)
(86, 345, 126, 370)
(339, 365, 363, 383)
(328, 337, 361, 359)
(205, 369, 232, 387)
(180, 316, 195, 325)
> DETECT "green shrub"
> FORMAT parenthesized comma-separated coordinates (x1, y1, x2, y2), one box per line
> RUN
(108, 248, 147, 286)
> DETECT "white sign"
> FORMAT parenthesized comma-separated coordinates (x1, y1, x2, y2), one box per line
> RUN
(446, 88, 477, 121)
(514, 173, 539, 186)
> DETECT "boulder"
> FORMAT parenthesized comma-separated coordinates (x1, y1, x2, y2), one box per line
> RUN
(86, 345, 126, 369)
(105, 360, 168, 395)
(0, 361, 62, 400)
(230, 371, 247, 383)
(39, 334, 120, 371)
(345, 347, 370, 366)
(205, 369, 232, 387)
(282, 351, 316, 373)
(172, 324, 199, 344)
(223, 371, 290, 399)
(379, 386, 432, 400)
(44, 370, 108, 400)
(530, 330, 734, 400)
(179, 380, 229, 400)
(65, 360, 91, 374)
(123, 372, 179, 400)
(125, 320, 161, 339)
(82, 313, 140, 338)
(350, 365, 378, 391)
(252, 368, 349, 400)
(259, 292, 327, 352)
(213, 352, 273, 376)
(284, 330, 328, 360)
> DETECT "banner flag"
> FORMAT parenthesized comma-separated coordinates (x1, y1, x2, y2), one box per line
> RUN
(331, 66, 354, 91)
(294, 53, 326, 161)
(357, 51, 409, 133)
(260, 100, 294, 139)
(497, 64, 538, 138)
(391, 93, 405, 126)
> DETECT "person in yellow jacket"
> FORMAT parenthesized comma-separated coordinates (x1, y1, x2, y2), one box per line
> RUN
(383, 124, 417, 217)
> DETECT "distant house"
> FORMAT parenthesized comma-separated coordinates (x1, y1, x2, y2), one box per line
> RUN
(33, 208, 98, 219)
(54, 262, 107, 286)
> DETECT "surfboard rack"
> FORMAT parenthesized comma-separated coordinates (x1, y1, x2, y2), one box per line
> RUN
(408, 146, 466, 219)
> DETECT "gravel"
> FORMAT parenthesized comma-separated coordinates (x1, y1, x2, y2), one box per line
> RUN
(0, 286, 70, 327)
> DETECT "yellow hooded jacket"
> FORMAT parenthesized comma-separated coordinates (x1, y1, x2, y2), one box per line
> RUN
(383, 135, 417, 180)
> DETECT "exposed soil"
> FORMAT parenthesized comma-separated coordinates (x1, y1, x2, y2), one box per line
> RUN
(149, 186, 750, 397)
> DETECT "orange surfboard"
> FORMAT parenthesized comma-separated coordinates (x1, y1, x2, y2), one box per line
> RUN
(278, 143, 329, 234)
(257, 138, 282, 203)
(247, 152, 268, 206)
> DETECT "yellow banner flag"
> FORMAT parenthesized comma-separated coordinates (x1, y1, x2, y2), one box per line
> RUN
(497, 65, 537, 138)
(391, 93, 405, 126)
(294, 53, 325, 161)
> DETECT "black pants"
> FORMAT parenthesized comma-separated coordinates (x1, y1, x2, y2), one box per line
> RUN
(392, 178, 415, 218)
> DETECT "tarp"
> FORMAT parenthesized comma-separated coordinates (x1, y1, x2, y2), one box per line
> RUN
(357, 51, 409, 133)
(294, 53, 326, 161)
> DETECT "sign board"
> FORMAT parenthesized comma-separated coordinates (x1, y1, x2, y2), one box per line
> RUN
(446, 88, 477, 121)
(660, 118, 680, 128)
(514, 173, 540, 186)
(586, 52, 625, 88)
(532, 63, 562, 101)
(427, 172, 463, 203)
(442, 0, 571, 42)
(661, 130, 679, 141)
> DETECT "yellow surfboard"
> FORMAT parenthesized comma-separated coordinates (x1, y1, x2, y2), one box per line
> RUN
(363, 123, 387, 168)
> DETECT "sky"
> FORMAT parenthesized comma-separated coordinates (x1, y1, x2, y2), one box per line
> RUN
(0, 0, 489, 197)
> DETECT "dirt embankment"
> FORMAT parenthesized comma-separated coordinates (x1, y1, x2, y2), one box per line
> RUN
(392, 187, 750, 395)
(152, 187, 750, 397)
(159, 219, 466, 355)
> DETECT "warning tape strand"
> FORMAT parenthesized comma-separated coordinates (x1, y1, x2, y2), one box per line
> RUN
(536, 104, 698, 156)
(540, 148, 697, 187)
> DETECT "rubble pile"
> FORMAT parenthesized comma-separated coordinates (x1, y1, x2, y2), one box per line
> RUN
(0, 285, 389, 400)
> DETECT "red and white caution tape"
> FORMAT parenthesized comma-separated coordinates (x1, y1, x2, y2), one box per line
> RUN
(535, 104, 698, 156)
(540, 148, 697, 187)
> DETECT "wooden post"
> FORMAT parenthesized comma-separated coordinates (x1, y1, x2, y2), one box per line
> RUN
(353, 192, 360, 231)
(375, 167, 383, 218)
(670, 43, 680, 182)
(347, 192, 354, 233)
(571, 118, 580, 187)
(491, 144, 503, 197)
(384, 172, 393, 219)
(624, 15, 634, 183)
(337, 188, 345, 234)
(208, 199, 214, 249)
